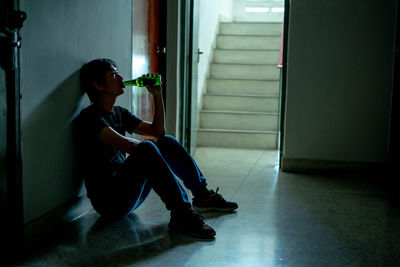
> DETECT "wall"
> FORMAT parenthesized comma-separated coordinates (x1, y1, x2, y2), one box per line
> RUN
(282, 0, 396, 169)
(232, 0, 284, 22)
(197, 0, 232, 101)
(20, 0, 132, 223)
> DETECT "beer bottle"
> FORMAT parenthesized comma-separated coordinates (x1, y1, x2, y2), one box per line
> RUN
(123, 74, 162, 87)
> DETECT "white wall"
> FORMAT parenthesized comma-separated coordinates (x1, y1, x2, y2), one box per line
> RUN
(219, 0, 234, 21)
(20, 0, 132, 223)
(283, 0, 396, 166)
(197, 0, 232, 101)
(232, 0, 284, 22)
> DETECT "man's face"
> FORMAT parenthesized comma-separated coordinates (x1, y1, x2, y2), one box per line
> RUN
(100, 66, 125, 96)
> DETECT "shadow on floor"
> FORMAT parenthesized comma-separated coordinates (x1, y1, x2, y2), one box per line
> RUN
(17, 212, 221, 266)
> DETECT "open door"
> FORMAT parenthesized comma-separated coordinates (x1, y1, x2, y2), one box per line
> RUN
(131, 0, 166, 137)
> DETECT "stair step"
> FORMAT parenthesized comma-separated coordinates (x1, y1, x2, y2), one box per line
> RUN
(202, 94, 279, 113)
(214, 49, 280, 65)
(220, 22, 282, 36)
(211, 64, 280, 80)
(217, 35, 281, 50)
(199, 110, 278, 131)
(208, 79, 279, 96)
(197, 129, 278, 149)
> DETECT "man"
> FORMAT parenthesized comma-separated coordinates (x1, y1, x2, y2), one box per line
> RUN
(77, 58, 238, 239)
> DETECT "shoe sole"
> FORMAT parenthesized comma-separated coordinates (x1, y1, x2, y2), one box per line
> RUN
(193, 206, 238, 213)
(168, 224, 216, 239)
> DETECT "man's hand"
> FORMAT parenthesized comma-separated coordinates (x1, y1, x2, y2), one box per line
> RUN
(144, 73, 162, 95)
(133, 73, 166, 138)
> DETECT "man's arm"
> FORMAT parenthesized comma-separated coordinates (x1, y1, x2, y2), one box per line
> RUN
(98, 126, 139, 153)
(98, 84, 165, 152)
(133, 84, 166, 138)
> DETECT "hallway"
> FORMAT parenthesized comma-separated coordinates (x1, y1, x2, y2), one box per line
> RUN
(16, 148, 400, 266)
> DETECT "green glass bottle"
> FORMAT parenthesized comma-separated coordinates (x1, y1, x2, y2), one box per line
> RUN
(123, 75, 162, 87)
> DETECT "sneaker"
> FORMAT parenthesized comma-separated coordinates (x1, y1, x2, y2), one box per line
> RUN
(192, 187, 238, 213)
(169, 209, 216, 239)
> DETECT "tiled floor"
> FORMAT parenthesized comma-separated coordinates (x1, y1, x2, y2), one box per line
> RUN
(14, 148, 400, 266)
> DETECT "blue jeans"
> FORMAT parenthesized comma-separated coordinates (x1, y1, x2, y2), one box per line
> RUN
(90, 135, 207, 218)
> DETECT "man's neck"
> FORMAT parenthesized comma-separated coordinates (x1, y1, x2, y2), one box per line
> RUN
(95, 96, 116, 112)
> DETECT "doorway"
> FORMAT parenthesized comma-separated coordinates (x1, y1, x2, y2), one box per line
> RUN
(183, 0, 288, 168)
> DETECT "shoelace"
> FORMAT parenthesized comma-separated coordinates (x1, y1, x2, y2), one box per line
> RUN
(209, 187, 223, 200)
(188, 209, 208, 225)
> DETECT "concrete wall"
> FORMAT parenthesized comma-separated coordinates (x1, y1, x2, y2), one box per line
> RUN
(282, 0, 396, 169)
(20, 0, 132, 223)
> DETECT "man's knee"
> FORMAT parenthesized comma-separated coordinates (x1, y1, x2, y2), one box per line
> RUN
(157, 134, 179, 146)
(136, 140, 159, 156)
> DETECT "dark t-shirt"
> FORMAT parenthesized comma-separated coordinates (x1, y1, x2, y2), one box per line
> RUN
(77, 105, 142, 197)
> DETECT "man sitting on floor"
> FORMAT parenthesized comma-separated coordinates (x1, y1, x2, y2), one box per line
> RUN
(77, 58, 238, 239)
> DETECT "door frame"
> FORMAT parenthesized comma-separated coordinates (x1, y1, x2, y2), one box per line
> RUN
(180, 0, 290, 156)
(388, 0, 399, 199)
(178, 0, 194, 153)
(278, 0, 290, 168)
(389, 0, 399, 167)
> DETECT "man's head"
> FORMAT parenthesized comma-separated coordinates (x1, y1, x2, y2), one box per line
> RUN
(80, 58, 124, 103)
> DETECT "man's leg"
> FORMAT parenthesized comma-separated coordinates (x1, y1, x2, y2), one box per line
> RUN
(154, 135, 207, 194)
(155, 135, 238, 212)
(119, 140, 216, 238)
(118, 140, 192, 212)
(90, 178, 152, 219)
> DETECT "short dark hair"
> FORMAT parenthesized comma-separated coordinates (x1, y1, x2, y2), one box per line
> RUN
(80, 58, 117, 103)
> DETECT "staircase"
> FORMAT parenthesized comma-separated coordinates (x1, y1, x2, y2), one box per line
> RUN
(197, 22, 282, 149)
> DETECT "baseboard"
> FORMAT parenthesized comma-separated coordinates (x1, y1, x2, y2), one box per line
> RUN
(281, 156, 387, 174)
(23, 195, 92, 247)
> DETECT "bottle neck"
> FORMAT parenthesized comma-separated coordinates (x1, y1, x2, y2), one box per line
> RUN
(123, 79, 138, 86)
